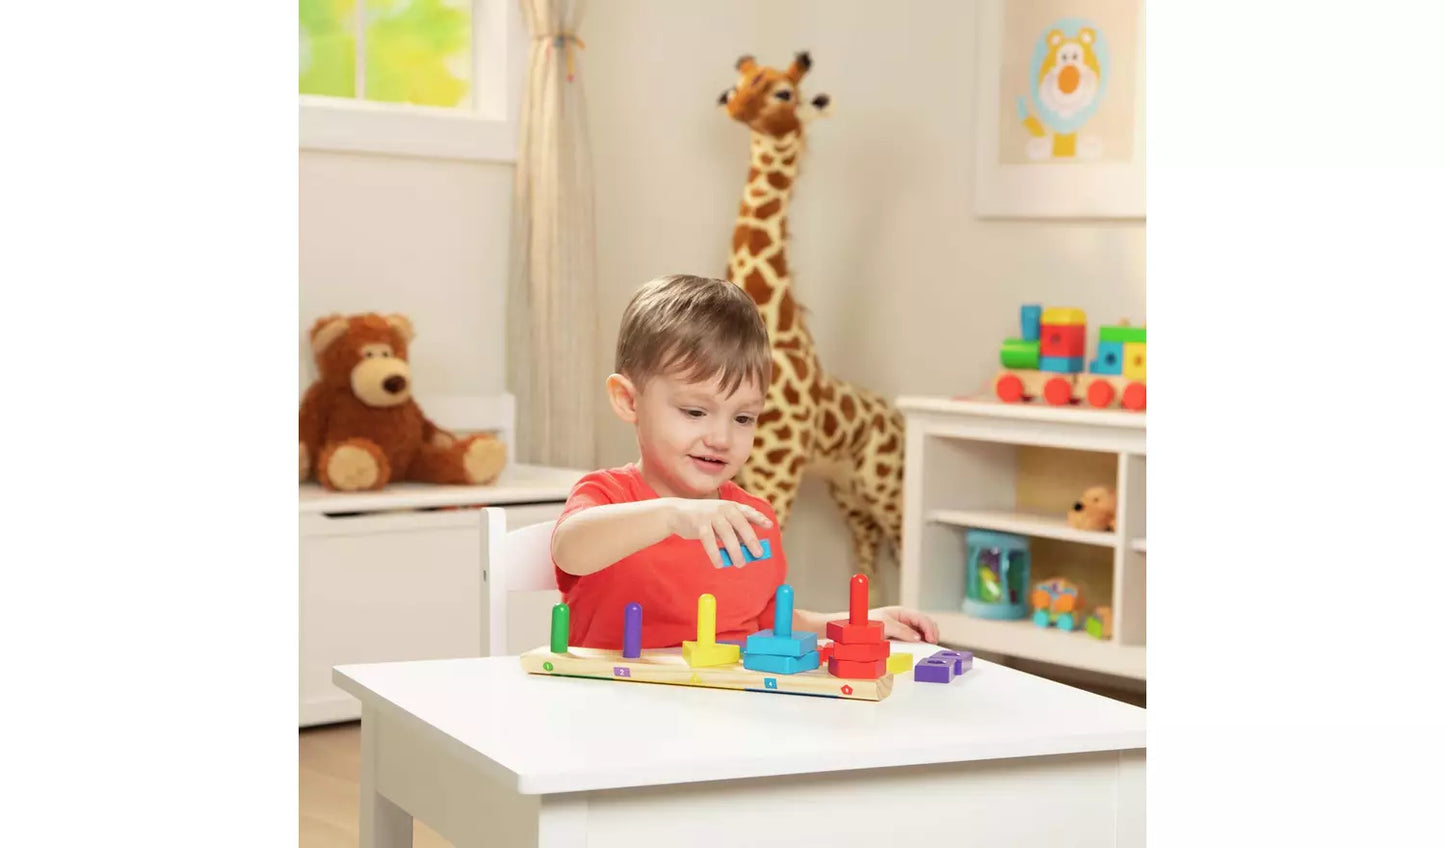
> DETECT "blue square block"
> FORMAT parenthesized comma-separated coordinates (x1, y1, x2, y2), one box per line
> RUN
(719, 538, 772, 567)
(744, 650, 820, 675)
(1039, 355, 1084, 374)
(745, 629, 818, 658)
(1089, 341, 1124, 375)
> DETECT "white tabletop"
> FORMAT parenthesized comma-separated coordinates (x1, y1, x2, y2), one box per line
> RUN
(298, 463, 587, 514)
(333, 641, 1146, 795)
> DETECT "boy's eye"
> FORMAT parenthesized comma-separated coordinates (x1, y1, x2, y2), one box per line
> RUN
(683, 408, 705, 418)
(735, 415, 756, 425)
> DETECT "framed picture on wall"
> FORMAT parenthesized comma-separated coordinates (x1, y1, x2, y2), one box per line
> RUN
(973, 0, 1145, 219)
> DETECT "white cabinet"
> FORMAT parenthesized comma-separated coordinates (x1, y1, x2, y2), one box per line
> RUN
(898, 397, 1146, 681)
(298, 464, 584, 726)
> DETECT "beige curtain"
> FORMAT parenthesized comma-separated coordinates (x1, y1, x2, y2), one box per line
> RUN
(506, 0, 597, 469)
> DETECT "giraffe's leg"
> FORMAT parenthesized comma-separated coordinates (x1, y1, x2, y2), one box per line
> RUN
(828, 482, 886, 607)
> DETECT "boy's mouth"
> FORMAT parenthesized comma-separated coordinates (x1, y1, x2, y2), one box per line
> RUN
(688, 453, 727, 469)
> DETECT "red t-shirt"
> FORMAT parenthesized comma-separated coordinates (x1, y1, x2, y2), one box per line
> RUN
(551, 464, 787, 649)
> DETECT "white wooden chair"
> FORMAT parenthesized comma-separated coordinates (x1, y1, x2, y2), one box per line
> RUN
(480, 507, 562, 656)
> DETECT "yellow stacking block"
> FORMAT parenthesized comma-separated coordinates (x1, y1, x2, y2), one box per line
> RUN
(682, 641, 740, 668)
(1041, 307, 1087, 326)
(682, 593, 741, 668)
(1123, 342, 1147, 381)
(886, 652, 914, 674)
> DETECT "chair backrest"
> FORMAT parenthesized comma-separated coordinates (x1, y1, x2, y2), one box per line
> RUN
(482, 507, 561, 656)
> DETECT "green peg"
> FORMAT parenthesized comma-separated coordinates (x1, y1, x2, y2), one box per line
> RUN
(550, 602, 570, 653)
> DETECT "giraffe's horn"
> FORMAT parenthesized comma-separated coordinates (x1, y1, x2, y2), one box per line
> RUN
(735, 54, 757, 72)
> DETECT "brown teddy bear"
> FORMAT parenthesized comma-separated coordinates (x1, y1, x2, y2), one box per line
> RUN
(299, 312, 507, 492)
(1067, 486, 1117, 532)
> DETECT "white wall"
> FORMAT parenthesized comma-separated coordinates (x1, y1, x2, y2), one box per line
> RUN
(298, 151, 513, 399)
(584, 0, 1146, 612)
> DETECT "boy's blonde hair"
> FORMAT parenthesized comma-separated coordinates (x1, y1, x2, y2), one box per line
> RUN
(615, 274, 771, 396)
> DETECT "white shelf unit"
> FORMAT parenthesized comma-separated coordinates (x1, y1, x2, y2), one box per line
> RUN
(898, 396, 1146, 681)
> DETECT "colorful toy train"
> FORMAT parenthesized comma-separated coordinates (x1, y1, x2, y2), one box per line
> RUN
(994, 305, 1146, 411)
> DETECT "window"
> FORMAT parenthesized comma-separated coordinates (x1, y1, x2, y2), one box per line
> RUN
(299, 0, 525, 162)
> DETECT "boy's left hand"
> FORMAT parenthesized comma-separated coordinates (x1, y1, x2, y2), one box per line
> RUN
(871, 606, 940, 643)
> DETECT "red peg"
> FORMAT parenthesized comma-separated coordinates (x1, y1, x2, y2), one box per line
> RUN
(849, 574, 868, 625)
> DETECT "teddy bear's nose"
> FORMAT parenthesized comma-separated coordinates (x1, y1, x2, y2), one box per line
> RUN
(383, 376, 407, 394)
(1072, 502, 1083, 511)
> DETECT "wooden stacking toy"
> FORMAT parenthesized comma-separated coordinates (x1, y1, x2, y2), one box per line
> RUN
(519, 573, 909, 701)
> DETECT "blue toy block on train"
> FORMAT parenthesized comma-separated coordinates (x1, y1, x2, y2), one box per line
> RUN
(743, 584, 820, 674)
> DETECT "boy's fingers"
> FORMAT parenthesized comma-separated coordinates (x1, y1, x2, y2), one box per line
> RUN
(699, 524, 724, 568)
(728, 510, 764, 558)
(743, 505, 773, 527)
(713, 516, 746, 570)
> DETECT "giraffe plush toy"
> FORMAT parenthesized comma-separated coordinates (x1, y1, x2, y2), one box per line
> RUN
(717, 51, 905, 603)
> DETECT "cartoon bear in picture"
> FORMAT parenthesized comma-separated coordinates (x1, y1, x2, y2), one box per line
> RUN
(299, 312, 506, 492)
(1018, 22, 1108, 162)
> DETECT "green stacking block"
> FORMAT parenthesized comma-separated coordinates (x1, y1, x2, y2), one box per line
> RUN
(1098, 325, 1146, 344)
(1000, 339, 1040, 369)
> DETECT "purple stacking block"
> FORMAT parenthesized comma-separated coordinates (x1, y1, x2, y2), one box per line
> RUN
(913, 657, 956, 683)
(930, 650, 973, 676)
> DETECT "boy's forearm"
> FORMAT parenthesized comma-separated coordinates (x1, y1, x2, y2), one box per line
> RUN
(794, 608, 840, 634)
(551, 499, 676, 577)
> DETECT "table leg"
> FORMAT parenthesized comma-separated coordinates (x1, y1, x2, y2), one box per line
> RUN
(360, 710, 412, 848)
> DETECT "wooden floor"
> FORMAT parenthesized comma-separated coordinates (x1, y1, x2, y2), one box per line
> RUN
(300, 722, 451, 848)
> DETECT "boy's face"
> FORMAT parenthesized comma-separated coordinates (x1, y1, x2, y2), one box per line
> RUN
(608, 369, 766, 498)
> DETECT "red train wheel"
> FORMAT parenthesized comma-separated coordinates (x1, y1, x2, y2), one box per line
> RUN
(1087, 379, 1115, 408)
(996, 374, 1024, 403)
(1122, 383, 1147, 411)
(1044, 377, 1074, 406)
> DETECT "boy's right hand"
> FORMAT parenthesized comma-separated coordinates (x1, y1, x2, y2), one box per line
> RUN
(664, 498, 772, 569)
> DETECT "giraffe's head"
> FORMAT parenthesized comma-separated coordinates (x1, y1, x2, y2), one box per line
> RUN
(717, 51, 831, 137)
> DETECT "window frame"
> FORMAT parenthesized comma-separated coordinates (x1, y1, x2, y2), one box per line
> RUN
(299, 0, 527, 163)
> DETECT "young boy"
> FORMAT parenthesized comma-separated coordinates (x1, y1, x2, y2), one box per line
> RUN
(550, 273, 939, 650)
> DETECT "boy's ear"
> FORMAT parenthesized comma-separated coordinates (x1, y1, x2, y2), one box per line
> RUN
(606, 373, 640, 423)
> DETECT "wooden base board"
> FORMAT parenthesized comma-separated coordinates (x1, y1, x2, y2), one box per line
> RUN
(519, 645, 894, 702)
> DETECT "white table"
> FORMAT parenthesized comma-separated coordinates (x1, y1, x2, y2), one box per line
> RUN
(334, 641, 1145, 847)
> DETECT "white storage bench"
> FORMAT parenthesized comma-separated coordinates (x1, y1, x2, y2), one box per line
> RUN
(298, 463, 584, 726)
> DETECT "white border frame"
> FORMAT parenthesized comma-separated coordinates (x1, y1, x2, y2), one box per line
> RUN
(299, 0, 528, 162)
(973, 0, 1146, 219)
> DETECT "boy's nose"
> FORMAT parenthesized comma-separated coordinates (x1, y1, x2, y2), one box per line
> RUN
(702, 425, 732, 449)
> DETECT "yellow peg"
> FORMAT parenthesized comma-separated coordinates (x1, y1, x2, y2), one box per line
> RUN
(697, 593, 717, 646)
(682, 593, 739, 668)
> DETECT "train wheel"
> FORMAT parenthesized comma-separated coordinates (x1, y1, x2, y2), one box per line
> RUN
(1087, 379, 1115, 408)
(1033, 609, 1051, 628)
(1044, 377, 1074, 406)
(1058, 613, 1076, 632)
(996, 374, 1024, 403)
(1122, 383, 1147, 411)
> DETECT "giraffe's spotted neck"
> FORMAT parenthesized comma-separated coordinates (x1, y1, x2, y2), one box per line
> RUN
(729, 130, 807, 347)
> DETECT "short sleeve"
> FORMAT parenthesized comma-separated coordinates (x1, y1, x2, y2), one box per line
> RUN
(551, 470, 629, 594)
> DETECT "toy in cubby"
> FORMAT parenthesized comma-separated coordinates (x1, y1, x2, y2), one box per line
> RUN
(1031, 577, 1081, 631)
(992, 304, 1146, 411)
(1085, 606, 1113, 640)
(962, 529, 1030, 620)
(520, 572, 911, 701)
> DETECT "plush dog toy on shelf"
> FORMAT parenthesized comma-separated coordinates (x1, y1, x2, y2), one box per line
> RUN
(299, 312, 507, 492)
(1067, 485, 1117, 532)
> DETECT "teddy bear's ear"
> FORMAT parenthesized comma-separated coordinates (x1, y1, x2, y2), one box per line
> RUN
(385, 314, 415, 343)
(309, 315, 349, 356)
